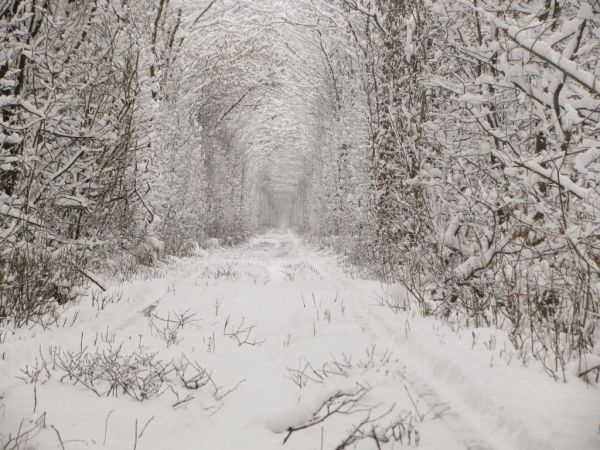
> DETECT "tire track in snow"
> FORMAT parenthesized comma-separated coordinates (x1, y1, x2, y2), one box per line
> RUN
(346, 289, 552, 450)
(351, 312, 496, 450)
(307, 252, 501, 450)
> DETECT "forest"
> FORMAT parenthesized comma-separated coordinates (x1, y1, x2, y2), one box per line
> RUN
(1, 1, 600, 449)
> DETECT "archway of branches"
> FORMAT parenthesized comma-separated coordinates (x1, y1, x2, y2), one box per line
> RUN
(174, 0, 363, 232)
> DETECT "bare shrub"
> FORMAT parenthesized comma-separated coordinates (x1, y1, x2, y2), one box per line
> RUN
(286, 347, 391, 390)
(200, 263, 240, 281)
(18, 345, 242, 412)
(91, 291, 123, 314)
(1, 243, 85, 328)
(223, 314, 264, 346)
(281, 262, 322, 281)
(146, 309, 199, 347)
(1, 413, 47, 450)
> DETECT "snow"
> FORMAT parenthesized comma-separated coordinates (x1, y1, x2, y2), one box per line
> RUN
(575, 147, 600, 175)
(573, 354, 600, 378)
(495, 20, 599, 94)
(1, 232, 599, 450)
(519, 159, 593, 200)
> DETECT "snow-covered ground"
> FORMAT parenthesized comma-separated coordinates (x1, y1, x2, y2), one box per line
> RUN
(1, 232, 599, 450)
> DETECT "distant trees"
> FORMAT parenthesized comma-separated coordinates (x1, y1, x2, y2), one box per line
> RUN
(297, 0, 379, 261)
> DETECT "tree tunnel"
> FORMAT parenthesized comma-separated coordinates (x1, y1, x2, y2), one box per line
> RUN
(3, 0, 599, 368)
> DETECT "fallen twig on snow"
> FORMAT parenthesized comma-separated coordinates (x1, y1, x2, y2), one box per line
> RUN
(223, 314, 265, 346)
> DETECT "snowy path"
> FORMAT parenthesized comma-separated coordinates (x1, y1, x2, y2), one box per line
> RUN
(1, 232, 599, 450)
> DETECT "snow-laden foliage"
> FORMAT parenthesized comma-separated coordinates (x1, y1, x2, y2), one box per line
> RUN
(1, 1, 141, 322)
(420, 0, 600, 380)
(0, 0, 272, 321)
(298, 0, 600, 379)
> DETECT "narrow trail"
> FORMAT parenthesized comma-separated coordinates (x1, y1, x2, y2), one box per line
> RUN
(1, 232, 598, 450)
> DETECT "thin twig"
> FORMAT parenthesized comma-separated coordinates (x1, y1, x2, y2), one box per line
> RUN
(103, 409, 115, 445)
(51, 424, 65, 450)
